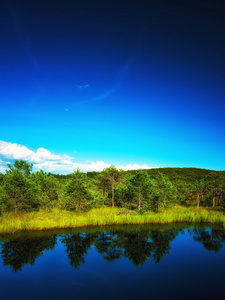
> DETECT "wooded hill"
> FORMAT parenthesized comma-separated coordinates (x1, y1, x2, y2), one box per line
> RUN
(0, 162, 225, 213)
(63, 167, 225, 182)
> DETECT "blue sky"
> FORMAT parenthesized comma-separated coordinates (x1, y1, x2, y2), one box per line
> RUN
(0, 0, 225, 173)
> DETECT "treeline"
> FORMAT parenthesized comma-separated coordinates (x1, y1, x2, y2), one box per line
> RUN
(0, 160, 225, 213)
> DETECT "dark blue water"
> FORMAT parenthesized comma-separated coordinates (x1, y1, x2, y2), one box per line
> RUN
(0, 224, 225, 300)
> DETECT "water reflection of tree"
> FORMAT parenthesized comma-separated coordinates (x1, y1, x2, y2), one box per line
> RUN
(192, 229, 225, 252)
(149, 230, 179, 264)
(95, 232, 123, 262)
(66, 229, 180, 268)
(116, 231, 153, 267)
(0, 236, 57, 272)
(61, 233, 97, 269)
(2, 227, 224, 272)
(115, 229, 179, 266)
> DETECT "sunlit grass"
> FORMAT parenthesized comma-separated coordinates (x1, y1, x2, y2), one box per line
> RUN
(0, 206, 225, 234)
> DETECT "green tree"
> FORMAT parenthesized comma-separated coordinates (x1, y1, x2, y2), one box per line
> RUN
(63, 169, 91, 211)
(0, 173, 5, 185)
(95, 172, 111, 200)
(127, 170, 153, 210)
(30, 170, 59, 209)
(114, 180, 128, 207)
(7, 160, 33, 178)
(0, 185, 6, 214)
(89, 173, 110, 207)
(102, 166, 121, 208)
(3, 168, 39, 212)
(204, 173, 225, 207)
(172, 177, 190, 206)
(192, 179, 206, 208)
(151, 173, 175, 212)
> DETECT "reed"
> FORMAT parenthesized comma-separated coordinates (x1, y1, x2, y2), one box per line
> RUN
(0, 206, 225, 234)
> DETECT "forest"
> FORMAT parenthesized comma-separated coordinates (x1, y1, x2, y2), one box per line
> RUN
(0, 160, 225, 214)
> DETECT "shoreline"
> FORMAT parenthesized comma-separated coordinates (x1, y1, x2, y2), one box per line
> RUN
(0, 206, 224, 235)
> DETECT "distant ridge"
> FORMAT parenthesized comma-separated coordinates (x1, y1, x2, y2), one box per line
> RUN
(84, 167, 225, 182)
(141, 167, 225, 182)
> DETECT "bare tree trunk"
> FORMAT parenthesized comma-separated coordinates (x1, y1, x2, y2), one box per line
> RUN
(197, 192, 200, 208)
(213, 196, 216, 207)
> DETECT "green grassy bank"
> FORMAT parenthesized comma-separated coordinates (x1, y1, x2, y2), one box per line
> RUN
(0, 206, 225, 234)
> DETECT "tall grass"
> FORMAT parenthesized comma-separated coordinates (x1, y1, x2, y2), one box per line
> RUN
(0, 206, 225, 234)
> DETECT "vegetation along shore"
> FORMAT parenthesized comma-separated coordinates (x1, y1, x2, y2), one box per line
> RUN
(0, 160, 225, 234)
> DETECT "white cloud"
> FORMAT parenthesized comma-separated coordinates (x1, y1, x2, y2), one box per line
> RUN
(82, 161, 111, 172)
(0, 141, 71, 164)
(116, 164, 153, 171)
(34, 160, 111, 174)
(0, 141, 34, 161)
(0, 140, 158, 174)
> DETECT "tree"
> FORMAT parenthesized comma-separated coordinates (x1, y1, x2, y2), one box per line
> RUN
(30, 170, 59, 209)
(127, 170, 153, 210)
(102, 166, 121, 208)
(92, 172, 111, 206)
(95, 172, 111, 199)
(3, 168, 39, 212)
(63, 169, 91, 211)
(7, 160, 33, 178)
(0, 185, 6, 214)
(0, 173, 4, 185)
(189, 179, 206, 208)
(204, 173, 225, 207)
(172, 176, 190, 206)
(151, 173, 175, 212)
(114, 180, 128, 207)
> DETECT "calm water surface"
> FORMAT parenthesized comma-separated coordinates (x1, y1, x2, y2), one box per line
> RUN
(0, 223, 225, 300)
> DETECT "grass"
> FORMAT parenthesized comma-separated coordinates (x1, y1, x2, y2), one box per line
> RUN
(0, 206, 225, 234)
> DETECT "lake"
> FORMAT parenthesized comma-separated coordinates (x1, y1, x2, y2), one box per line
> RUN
(0, 223, 225, 300)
